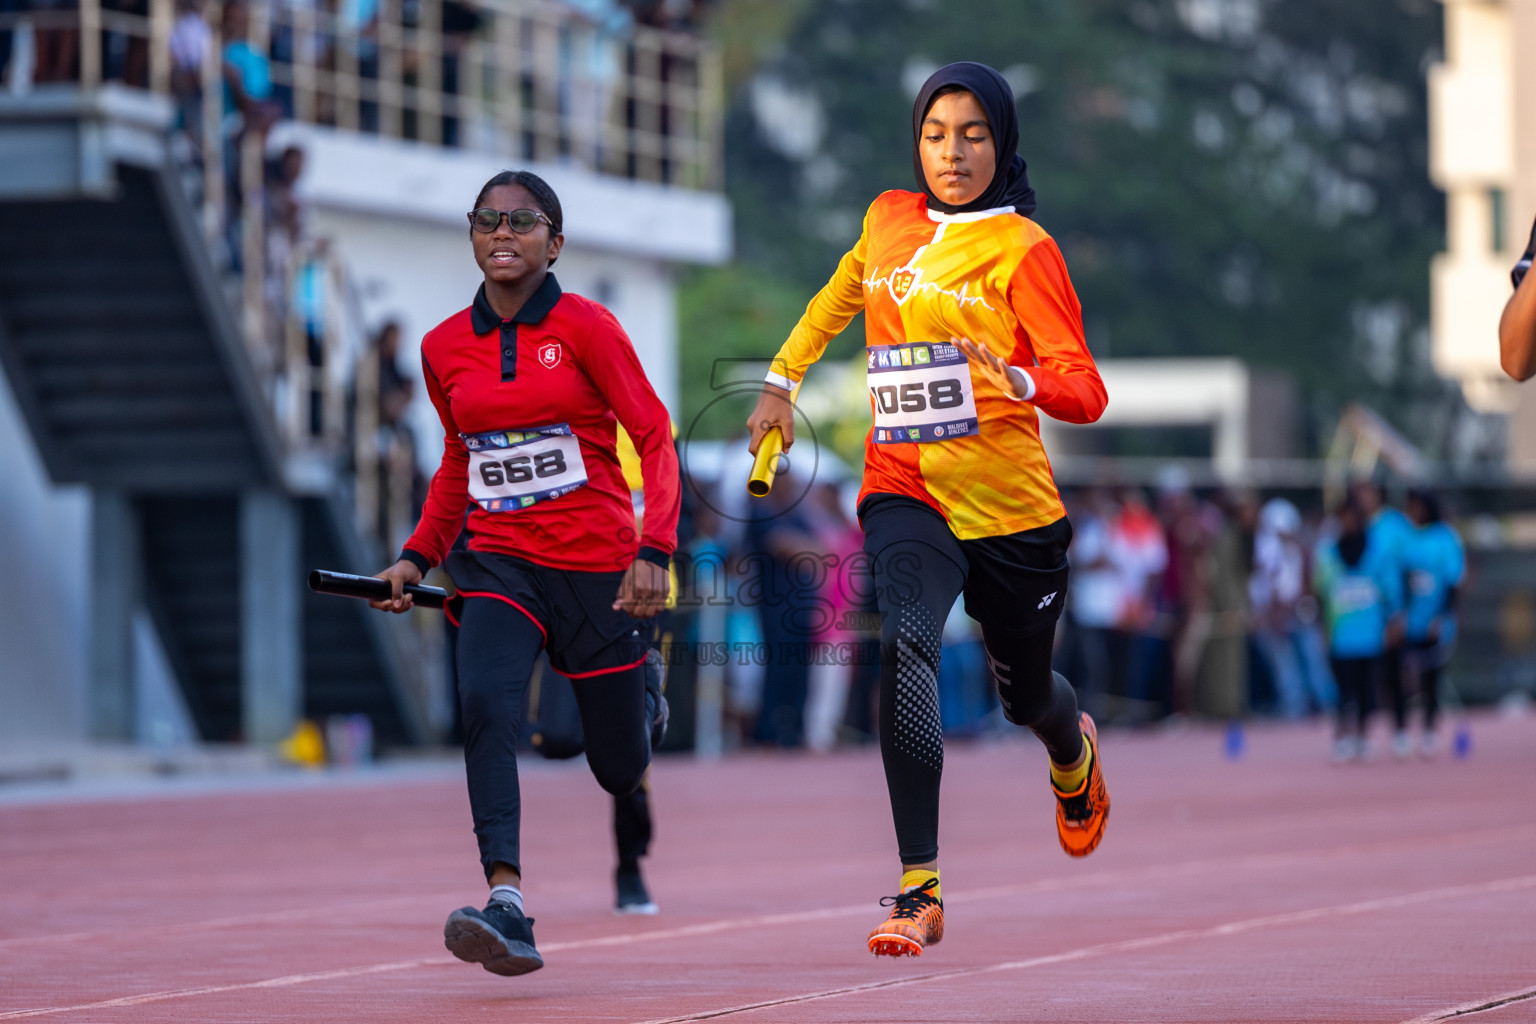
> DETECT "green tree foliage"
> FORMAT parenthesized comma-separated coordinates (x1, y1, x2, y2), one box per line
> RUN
(686, 0, 1450, 452)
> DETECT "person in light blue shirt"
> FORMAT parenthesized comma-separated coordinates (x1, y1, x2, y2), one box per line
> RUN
(1352, 481, 1414, 756)
(1400, 489, 1465, 756)
(1316, 497, 1404, 762)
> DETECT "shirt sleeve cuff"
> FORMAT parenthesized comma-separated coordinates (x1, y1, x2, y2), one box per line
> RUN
(764, 370, 797, 392)
(1003, 366, 1037, 402)
(636, 546, 673, 569)
(399, 548, 434, 575)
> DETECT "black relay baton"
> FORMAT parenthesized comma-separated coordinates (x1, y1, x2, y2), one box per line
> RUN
(308, 569, 448, 609)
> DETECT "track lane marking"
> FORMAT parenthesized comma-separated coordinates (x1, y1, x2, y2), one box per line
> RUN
(6, 820, 1531, 953)
(5, 873, 1533, 1021)
(1399, 984, 1536, 1023)
(625, 874, 1536, 1024)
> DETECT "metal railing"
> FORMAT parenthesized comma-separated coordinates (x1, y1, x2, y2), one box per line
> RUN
(0, 0, 722, 189)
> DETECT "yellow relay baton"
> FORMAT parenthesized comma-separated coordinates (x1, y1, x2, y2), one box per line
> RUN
(747, 380, 798, 497)
(747, 426, 786, 497)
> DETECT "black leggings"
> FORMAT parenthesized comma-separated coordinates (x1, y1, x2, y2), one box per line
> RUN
(1408, 640, 1446, 732)
(1380, 644, 1408, 732)
(862, 496, 1085, 866)
(1331, 656, 1377, 737)
(456, 596, 651, 878)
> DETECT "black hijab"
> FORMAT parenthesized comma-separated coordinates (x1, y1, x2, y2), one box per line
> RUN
(912, 61, 1036, 217)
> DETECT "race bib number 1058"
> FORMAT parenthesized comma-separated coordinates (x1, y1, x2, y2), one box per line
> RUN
(867, 341, 980, 444)
(463, 423, 588, 512)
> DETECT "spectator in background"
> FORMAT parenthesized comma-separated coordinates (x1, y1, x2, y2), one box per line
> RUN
(437, 0, 481, 147)
(1250, 497, 1334, 718)
(169, 0, 210, 136)
(1316, 497, 1403, 763)
(1352, 480, 1412, 756)
(342, 0, 381, 132)
(0, 0, 16, 86)
(1193, 491, 1253, 720)
(1156, 469, 1212, 715)
(374, 319, 411, 412)
(103, 0, 149, 85)
(558, 0, 630, 170)
(221, 0, 281, 269)
(1400, 489, 1465, 757)
(30, 0, 79, 83)
(1111, 488, 1166, 721)
(741, 473, 819, 748)
(802, 479, 860, 751)
(222, 0, 277, 127)
(1112, 488, 1167, 629)
(1059, 488, 1123, 716)
(265, 144, 305, 245)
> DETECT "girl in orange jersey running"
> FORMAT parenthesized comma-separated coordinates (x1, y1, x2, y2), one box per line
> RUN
(747, 61, 1111, 957)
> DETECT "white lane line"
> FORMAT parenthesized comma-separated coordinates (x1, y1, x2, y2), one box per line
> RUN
(1399, 984, 1536, 1023)
(0, 958, 452, 1019)
(7, 820, 1531, 953)
(626, 874, 1536, 1024)
(3, 867, 1532, 1020)
(0, 893, 465, 951)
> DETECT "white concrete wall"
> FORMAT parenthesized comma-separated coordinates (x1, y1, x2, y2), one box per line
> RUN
(0, 368, 90, 741)
(1429, 0, 1522, 409)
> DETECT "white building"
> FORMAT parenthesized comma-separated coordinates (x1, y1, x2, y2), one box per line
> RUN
(1429, 0, 1536, 466)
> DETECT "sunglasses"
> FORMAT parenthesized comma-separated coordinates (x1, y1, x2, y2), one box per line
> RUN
(468, 207, 553, 234)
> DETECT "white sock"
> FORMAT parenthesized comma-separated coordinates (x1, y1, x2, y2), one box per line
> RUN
(488, 884, 524, 914)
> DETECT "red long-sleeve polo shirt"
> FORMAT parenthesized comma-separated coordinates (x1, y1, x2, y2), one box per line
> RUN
(400, 274, 679, 574)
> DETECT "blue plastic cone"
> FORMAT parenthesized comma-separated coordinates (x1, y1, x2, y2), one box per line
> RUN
(1224, 720, 1246, 760)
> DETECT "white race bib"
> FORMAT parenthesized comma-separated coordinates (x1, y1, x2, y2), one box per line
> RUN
(463, 424, 588, 512)
(866, 341, 979, 444)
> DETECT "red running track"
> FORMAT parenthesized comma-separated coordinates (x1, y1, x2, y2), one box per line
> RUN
(2, 714, 1534, 1024)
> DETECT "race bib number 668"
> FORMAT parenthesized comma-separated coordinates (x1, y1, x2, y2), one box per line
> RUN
(463, 423, 588, 512)
(867, 341, 980, 444)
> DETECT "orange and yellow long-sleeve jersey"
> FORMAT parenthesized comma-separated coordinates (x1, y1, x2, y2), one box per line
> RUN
(767, 190, 1107, 539)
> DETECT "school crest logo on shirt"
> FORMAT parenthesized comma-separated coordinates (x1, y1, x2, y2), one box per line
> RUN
(888, 263, 922, 305)
(539, 342, 562, 369)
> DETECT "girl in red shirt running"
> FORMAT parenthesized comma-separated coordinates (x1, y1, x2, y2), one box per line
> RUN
(374, 169, 679, 976)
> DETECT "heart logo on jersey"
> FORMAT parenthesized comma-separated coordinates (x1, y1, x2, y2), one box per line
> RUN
(888, 264, 922, 305)
(539, 342, 562, 369)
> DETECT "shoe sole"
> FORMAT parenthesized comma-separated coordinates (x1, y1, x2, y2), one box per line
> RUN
(614, 902, 659, 915)
(868, 933, 925, 957)
(443, 910, 544, 976)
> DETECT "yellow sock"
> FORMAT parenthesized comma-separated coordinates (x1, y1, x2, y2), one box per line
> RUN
(1050, 733, 1093, 793)
(898, 868, 940, 901)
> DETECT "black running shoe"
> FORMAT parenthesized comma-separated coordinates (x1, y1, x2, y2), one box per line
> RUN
(644, 647, 669, 750)
(615, 862, 658, 915)
(443, 902, 543, 976)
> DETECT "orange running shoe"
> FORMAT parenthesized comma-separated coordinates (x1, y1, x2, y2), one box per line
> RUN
(867, 877, 944, 957)
(1053, 711, 1110, 857)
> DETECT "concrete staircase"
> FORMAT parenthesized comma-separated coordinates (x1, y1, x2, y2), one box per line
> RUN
(0, 89, 430, 746)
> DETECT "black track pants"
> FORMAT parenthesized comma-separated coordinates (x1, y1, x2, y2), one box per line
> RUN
(1331, 655, 1377, 737)
(614, 780, 653, 868)
(861, 495, 1086, 866)
(1380, 644, 1408, 732)
(457, 596, 651, 878)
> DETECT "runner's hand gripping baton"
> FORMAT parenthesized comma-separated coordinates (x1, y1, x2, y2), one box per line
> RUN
(747, 382, 798, 497)
(307, 570, 448, 609)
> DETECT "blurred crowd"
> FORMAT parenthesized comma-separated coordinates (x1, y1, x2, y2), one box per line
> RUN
(665, 465, 1467, 764)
